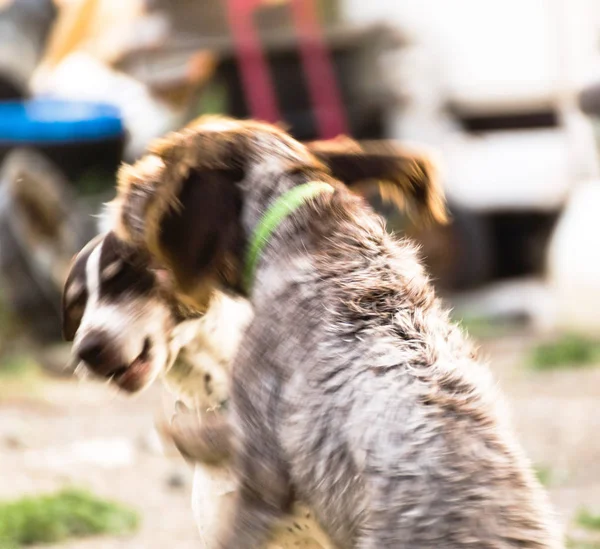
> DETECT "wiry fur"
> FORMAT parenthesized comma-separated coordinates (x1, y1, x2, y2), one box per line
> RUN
(108, 117, 562, 548)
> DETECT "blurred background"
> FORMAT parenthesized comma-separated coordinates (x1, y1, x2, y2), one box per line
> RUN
(1, 0, 600, 547)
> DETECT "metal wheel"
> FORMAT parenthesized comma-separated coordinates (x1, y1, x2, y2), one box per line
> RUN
(0, 148, 99, 374)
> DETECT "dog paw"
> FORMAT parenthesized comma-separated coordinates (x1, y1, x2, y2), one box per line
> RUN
(156, 403, 232, 466)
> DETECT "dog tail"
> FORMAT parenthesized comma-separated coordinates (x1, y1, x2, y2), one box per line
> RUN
(309, 138, 447, 225)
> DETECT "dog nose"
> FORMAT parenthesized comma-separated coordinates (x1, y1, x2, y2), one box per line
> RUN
(77, 330, 123, 376)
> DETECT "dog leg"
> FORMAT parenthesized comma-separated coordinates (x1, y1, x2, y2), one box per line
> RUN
(166, 408, 294, 549)
(213, 369, 294, 548)
(160, 410, 233, 465)
(215, 488, 288, 549)
(211, 425, 293, 548)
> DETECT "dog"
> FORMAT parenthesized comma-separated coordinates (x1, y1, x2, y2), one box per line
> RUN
(62, 132, 439, 548)
(102, 115, 562, 549)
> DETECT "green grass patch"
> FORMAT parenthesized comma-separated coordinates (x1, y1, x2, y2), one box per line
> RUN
(577, 508, 600, 532)
(567, 540, 600, 549)
(568, 508, 600, 549)
(0, 353, 45, 403)
(530, 335, 600, 371)
(0, 354, 39, 379)
(0, 488, 139, 547)
(453, 314, 519, 340)
(533, 464, 553, 486)
(195, 80, 227, 116)
(455, 315, 496, 339)
(0, 300, 12, 332)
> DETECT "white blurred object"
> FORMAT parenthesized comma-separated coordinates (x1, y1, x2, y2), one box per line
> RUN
(343, 0, 600, 213)
(191, 465, 237, 548)
(24, 437, 136, 470)
(450, 277, 558, 334)
(343, 0, 600, 109)
(442, 129, 571, 211)
(31, 52, 186, 159)
(547, 180, 600, 334)
(138, 427, 166, 456)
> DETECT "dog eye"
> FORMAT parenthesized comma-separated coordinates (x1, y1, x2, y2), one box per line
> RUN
(101, 260, 123, 281)
(65, 281, 84, 304)
(101, 260, 156, 297)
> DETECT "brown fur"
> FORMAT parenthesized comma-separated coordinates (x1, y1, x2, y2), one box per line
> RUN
(110, 115, 446, 311)
(308, 136, 446, 224)
(112, 117, 446, 242)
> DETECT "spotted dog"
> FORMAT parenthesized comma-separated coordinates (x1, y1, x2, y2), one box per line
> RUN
(103, 116, 562, 549)
(62, 126, 450, 548)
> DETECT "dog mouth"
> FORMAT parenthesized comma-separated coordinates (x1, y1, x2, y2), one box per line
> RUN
(114, 337, 153, 392)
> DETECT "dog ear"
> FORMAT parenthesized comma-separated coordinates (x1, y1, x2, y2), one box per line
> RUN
(110, 119, 256, 309)
(158, 169, 244, 299)
(308, 138, 447, 225)
(113, 161, 245, 310)
(111, 118, 249, 249)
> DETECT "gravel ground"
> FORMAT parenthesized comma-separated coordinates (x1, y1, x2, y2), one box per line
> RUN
(1, 331, 600, 547)
(0, 378, 200, 548)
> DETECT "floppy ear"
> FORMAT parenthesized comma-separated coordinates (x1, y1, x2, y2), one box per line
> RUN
(111, 119, 249, 251)
(109, 121, 253, 310)
(157, 169, 245, 298)
(308, 138, 447, 225)
(113, 162, 245, 310)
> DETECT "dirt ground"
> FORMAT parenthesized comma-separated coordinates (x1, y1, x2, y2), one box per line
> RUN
(1, 331, 600, 547)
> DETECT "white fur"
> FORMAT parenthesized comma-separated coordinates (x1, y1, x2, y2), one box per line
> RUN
(72, 239, 173, 391)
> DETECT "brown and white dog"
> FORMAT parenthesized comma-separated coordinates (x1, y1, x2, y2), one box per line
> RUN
(96, 116, 561, 549)
(61, 230, 249, 402)
(61, 130, 439, 548)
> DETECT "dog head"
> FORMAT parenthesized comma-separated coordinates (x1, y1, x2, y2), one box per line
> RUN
(61, 230, 202, 393)
(107, 116, 447, 311)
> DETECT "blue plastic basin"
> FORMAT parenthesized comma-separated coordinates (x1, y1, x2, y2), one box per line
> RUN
(0, 99, 124, 144)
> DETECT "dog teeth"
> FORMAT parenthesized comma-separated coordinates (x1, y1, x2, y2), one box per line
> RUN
(74, 362, 89, 380)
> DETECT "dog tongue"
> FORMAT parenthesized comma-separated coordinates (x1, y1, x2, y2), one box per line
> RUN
(117, 359, 150, 392)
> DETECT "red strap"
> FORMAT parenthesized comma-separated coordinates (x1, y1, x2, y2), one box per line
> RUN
(289, 0, 349, 139)
(225, 0, 348, 140)
(225, 0, 281, 123)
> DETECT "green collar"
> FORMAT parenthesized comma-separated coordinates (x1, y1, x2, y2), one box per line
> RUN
(243, 181, 334, 293)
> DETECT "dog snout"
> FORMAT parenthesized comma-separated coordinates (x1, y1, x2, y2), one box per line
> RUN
(77, 330, 126, 377)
